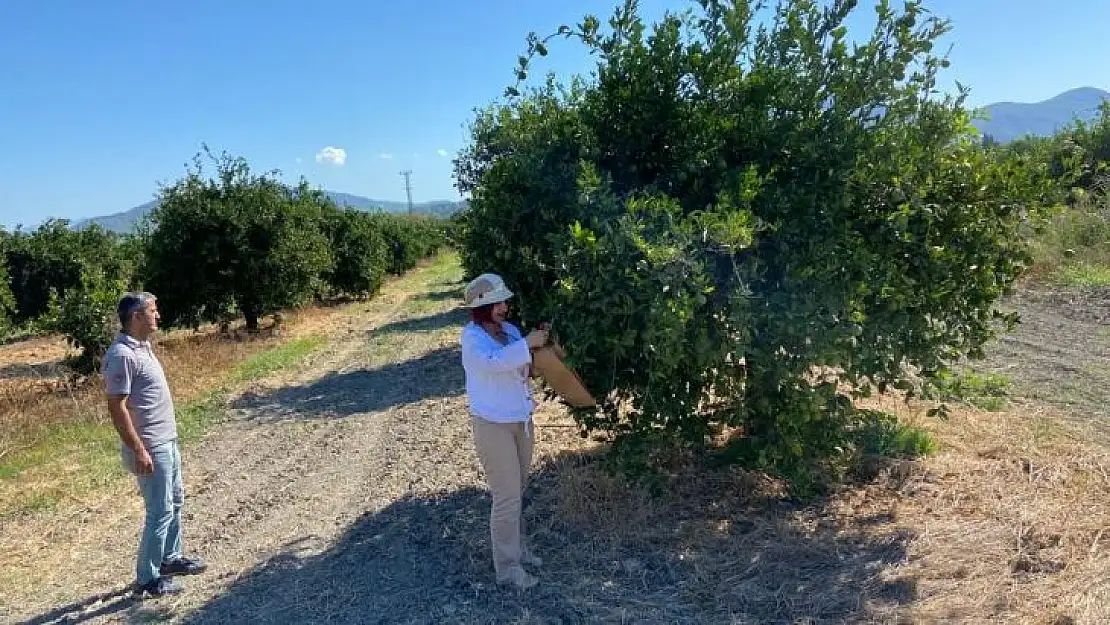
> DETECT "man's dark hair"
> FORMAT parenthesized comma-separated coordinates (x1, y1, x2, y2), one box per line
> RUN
(116, 292, 156, 328)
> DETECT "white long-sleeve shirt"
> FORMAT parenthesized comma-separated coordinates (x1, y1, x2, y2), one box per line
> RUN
(460, 321, 534, 422)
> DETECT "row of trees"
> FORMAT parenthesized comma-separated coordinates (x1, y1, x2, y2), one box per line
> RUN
(454, 0, 1067, 490)
(2, 150, 447, 373)
(1000, 100, 1110, 196)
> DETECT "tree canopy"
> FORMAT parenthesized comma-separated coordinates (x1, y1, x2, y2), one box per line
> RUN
(455, 0, 1054, 489)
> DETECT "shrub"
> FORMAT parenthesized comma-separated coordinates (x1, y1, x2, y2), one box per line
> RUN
(3, 220, 132, 324)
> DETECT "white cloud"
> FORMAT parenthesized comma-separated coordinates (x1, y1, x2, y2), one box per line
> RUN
(295, 157, 304, 164)
(437, 148, 448, 157)
(315, 146, 346, 166)
(379, 153, 394, 160)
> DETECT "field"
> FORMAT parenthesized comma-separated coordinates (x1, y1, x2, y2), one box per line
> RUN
(0, 252, 1108, 624)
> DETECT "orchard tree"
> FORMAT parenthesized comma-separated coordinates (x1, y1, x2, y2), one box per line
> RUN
(47, 267, 127, 375)
(0, 236, 16, 336)
(143, 149, 333, 332)
(372, 213, 447, 276)
(323, 206, 390, 298)
(456, 0, 1053, 488)
(2, 220, 130, 323)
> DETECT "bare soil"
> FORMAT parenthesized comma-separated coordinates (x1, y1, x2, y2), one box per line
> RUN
(983, 286, 1110, 438)
(3, 261, 1108, 624)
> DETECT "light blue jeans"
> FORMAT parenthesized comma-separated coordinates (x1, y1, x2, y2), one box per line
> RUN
(122, 439, 184, 584)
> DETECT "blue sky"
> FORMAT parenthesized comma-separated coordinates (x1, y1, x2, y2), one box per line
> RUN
(1, 0, 1106, 229)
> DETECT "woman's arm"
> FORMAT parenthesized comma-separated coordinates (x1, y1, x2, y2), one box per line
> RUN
(462, 326, 532, 373)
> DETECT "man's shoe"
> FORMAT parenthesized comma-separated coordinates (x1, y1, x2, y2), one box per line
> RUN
(160, 556, 207, 576)
(521, 548, 543, 568)
(134, 576, 184, 598)
(496, 566, 538, 590)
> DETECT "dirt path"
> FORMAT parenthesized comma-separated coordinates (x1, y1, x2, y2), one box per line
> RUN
(4, 257, 492, 624)
(983, 286, 1110, 438)
(6, 262, 1109, 624)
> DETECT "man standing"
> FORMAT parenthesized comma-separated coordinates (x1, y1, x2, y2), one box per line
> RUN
(102, 291, 206, 597)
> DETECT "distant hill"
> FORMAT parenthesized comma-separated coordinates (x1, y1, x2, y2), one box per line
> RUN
(73, 192, 467, 234)
(973, 87, 1109, 143)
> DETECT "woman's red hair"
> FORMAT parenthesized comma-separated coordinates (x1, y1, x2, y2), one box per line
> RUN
(470, 303, 496, 324)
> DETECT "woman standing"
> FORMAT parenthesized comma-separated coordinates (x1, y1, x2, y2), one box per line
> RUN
(461, 273, 549, 590)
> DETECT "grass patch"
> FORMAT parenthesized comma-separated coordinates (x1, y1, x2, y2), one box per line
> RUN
(925, 369, 1012, 411)
(0, 334, 328, 518)
(1057, 262, 1110, 287)
(227, 336, 325, 384)
(1027, 199, 1110, 286)
(852, 409, 938, 458)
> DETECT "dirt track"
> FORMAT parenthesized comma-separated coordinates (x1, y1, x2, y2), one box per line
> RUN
(4, 259, 1110, 624)
(984, 286, 1110, 438)
(6, 258, 623, 624)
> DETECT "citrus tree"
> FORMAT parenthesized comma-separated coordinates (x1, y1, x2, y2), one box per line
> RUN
(2, 220, 132, 323)
(143, 149, 333, 332)
(323, 206, 390, 298)
(0, 256, 16, 338)
(47, 267, 127, 375)
(456, 0, 1053, 487)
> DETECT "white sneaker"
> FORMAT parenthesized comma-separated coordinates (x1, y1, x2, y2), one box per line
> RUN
(497, 566, 537, 590)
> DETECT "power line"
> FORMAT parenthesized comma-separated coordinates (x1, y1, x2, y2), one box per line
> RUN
(399, 170, 413, 215)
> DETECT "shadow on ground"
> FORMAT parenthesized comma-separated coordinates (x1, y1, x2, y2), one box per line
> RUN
(0, 360, 65, 381)
(369, 308, 467, 338)
(173, 451, 917, 624)
(14, 586, 137, 625)
(412, 289, 463, 304)
(228, 346, 465, 422)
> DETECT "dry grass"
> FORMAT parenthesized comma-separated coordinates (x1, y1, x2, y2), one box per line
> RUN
(0, 303, 350, 518)
(859, 395, 1110, 624)
(526, 392, 1110, 624)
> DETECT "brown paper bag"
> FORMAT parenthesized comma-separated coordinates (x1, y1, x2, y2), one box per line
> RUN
(531, 345, 596, 408)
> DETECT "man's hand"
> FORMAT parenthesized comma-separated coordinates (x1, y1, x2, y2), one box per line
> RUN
(135, 447, 154, 475)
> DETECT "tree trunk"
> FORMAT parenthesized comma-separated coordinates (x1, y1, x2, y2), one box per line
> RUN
(242, 301, 261, 334)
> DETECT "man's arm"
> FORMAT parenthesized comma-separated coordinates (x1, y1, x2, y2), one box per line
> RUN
(108, 395, 153, 475)
(107, 395, 142, 452)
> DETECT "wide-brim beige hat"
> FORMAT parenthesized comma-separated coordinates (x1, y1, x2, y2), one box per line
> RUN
(463, 273, 514, 308)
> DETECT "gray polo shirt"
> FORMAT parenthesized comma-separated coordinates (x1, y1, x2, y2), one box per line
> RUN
(101, 333, 177, 449)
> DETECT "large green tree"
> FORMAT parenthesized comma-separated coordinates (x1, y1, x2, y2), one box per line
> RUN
(143, 150, 333, 332)
(456, 0, 1053, 487)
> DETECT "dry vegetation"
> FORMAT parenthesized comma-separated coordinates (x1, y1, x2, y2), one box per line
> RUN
(0, 292, 355, 519)
(513, 391, 1109, 624)
(1, 254, 1108, 624)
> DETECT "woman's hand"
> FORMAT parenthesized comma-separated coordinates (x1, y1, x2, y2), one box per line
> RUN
(525, 328, 549, 349)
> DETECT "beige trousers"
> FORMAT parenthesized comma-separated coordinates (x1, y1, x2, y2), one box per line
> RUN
(471, 416, 534, 579)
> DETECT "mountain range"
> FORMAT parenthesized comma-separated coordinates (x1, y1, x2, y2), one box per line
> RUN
(74, 192, 467, 233)
(972, 87, 1109, 143)
(68, 87, 1109, 234)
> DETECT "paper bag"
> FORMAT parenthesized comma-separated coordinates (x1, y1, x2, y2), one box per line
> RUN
(531, 345, 596, 408)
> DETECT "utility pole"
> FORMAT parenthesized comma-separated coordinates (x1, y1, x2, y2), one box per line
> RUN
(399, 170, 414, 215)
